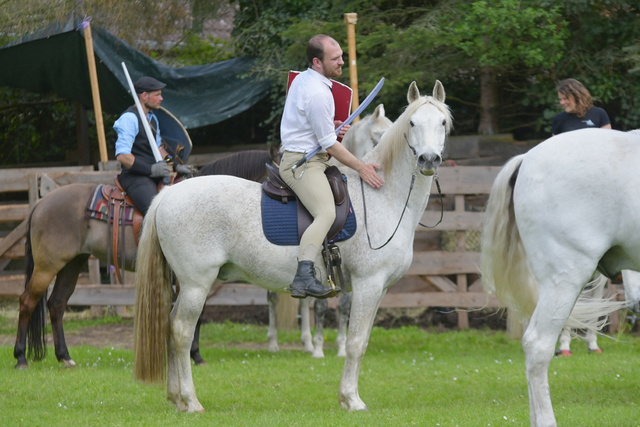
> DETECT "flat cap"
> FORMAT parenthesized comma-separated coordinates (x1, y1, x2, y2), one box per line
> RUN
(134, 76, 166, 94)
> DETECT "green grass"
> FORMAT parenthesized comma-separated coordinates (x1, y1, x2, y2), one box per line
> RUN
(0, 317, 639, 426)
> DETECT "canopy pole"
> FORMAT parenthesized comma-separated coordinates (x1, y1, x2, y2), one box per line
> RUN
(344, 13, 359, 123)
(82, 22, 108, 166)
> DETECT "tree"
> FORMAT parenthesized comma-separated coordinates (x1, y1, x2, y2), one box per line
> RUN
(436, 0, 568, 134)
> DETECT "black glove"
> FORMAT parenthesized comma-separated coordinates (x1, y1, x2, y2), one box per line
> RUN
(150, 161, 172, 179)
(174, 163, 196, 178)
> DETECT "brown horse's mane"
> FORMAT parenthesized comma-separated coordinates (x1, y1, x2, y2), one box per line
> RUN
(196, 149, 275, 180)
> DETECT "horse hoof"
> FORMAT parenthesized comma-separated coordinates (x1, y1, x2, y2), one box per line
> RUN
(589, 348, 603, 354)
(14, 362, 28, 370)
(63, 359, 77, 368)
(555, 350, 572, 357)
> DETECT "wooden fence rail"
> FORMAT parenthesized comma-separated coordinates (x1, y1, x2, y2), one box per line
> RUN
(0, 165, 626, 333)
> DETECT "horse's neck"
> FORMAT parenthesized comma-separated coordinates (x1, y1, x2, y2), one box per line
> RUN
(357, 143, 433, 225)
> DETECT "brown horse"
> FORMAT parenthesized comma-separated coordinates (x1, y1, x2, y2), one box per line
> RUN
(13, 147, 281, 369)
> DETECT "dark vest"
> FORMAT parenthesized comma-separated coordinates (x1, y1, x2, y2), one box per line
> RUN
(120, 106, 159, 177)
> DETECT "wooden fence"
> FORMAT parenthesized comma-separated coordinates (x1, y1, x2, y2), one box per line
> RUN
(0, 164, 626, 332)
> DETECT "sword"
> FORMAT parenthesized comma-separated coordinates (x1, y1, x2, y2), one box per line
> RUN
(121, 62, 170, 185)
(291, 77, 385, 174)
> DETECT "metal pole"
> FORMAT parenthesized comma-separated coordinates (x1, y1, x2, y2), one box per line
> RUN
(344, 13, 359, 123)
(82, 22, 109, 166)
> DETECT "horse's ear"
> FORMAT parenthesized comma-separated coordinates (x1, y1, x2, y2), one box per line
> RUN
(433, 80, 445, 103)
(373, 104, 385, 120)
(407, 81, 420, 104)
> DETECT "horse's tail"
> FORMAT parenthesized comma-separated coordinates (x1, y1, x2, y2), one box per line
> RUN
(480, 154, 539, 320)
(133, 188, 172, 385)
(24, 205, 47, 361)
(481, 157, 625, 331)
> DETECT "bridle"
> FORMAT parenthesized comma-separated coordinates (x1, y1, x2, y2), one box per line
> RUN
(360, 132, 444, 250)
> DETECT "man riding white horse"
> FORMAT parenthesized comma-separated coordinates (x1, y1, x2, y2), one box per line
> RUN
(279, 34, 384, 299)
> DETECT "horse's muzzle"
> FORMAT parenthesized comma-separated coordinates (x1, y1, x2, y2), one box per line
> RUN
(418, 153, 442, 176)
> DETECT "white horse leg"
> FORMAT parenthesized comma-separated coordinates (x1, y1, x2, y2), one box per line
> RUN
(339, 282, 385, 411)
(312, 298, 328, 358)
(299, 298, 314, 353)
(585, 280, 605, 353)
(523, 286, 582, 427)
(266, 291, 279, 353)
(336, 292, 351, 358)
(170, 285, 207, 413)
(622, 270, 640, 310)
(556, 327, 572, 357)
(166, 327, 180, 406)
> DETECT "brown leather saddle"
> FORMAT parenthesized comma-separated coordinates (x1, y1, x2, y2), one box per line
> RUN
(101, 176, 144, 284)
(262, 163, 350, 242)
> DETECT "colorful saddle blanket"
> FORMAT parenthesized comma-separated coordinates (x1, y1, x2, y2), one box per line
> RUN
(261, 194, 357, 246)
(85, 184, 135, 225)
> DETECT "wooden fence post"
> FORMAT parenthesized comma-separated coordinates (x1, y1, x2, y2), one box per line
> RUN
(344, 13, 360, 122)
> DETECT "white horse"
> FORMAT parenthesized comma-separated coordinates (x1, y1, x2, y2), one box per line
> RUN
(267, 103, 393, 358)
(481, 128, 640, 426)
(132, 80, 451, 413)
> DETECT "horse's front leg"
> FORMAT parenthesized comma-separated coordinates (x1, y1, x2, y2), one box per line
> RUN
(312, 298, 328, 358)
(169, 287, 206, 413)
(299, 297, 314, 353)
(336, 293, 351, 357)
(266, 291, 279, 352)
(339, 279, 385, 411)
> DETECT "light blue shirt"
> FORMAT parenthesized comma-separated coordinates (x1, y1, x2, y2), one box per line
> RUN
(114, 111, 162, 156)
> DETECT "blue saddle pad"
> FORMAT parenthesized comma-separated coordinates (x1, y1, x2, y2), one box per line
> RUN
(261, 194, 357, 246)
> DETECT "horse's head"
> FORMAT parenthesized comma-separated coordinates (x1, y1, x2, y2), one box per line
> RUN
(405, 80, 450, 176)
(368, 104, 393, 147)
(379, 81, 451, 177)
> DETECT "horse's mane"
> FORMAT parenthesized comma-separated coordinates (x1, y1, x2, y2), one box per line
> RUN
(377, 95, 452, 174)
(196, 150, 272, 179)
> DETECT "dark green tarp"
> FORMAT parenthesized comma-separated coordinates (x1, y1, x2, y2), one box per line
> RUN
(0, 19, 270, 129)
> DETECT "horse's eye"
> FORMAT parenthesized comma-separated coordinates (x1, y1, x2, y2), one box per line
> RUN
(442, 120, 446, 126)
(409, 120, 415, 127)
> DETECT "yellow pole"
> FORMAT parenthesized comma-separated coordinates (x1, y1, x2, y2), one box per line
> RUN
(344, 13, 359, 123)
(82, 23, 109, 165)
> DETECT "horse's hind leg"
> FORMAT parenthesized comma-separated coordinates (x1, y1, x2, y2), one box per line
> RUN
(14, 269, 57, 369)
(523, 285, 585, 427)
(299, 297, 314, 353)
(266, 290, 279, 352)
(556, 327, 572, 357)
(312, 298, 327, 358)
(189, 308, 206, 365)
(585, 280, 605, 353)
(336, 293, 351, 358)
(47, 254, 89, 368)
(168, 284, 208, 413)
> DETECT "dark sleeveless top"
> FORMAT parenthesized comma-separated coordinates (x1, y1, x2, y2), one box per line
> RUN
(119, 106, 159, 178)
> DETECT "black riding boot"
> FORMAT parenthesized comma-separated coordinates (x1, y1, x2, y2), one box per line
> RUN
(288, 260, 340, 299)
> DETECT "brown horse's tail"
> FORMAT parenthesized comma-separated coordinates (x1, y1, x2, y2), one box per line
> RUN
(133, 189, 172, 385)
(24, 206, 47, 361)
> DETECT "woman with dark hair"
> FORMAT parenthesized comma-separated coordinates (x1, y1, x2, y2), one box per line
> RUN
(551, 78, 611, 135)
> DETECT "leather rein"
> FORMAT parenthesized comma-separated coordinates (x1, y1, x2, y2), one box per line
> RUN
(360, 132, 444, 250)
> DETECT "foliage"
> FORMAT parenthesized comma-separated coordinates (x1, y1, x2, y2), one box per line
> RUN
(438, 0, 568, 69)
(0, 322, 639, 426)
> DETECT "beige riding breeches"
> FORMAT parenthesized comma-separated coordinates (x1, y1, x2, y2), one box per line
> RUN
(279, 151, 336, 262)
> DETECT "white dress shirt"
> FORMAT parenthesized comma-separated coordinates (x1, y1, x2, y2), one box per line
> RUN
(280, 68, 337, 154)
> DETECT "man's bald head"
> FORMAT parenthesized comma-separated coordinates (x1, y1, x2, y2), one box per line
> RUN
(306, 35, 338, 67)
